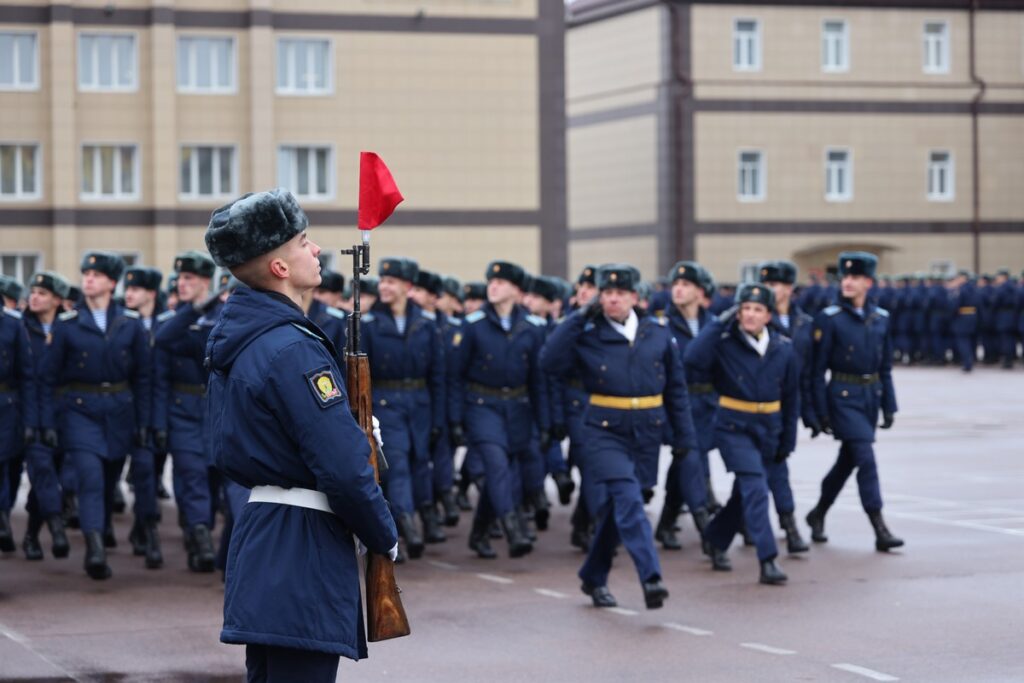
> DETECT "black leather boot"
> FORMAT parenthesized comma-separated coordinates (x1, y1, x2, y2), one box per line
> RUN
(455, 479, 473, 511)
(62, 492, 80, 529)
(518, 506, 537, 542)
(47, 516, 70, 558)
(642, 579, 669, 609)
(144, 521, 163, 569)
(759, 558, 787, 585)
(868, 511, 904, 552)
(531, 491, 550, 531)
(500, 511, 532, 558)
(187, 524, 215, 572)
(439, 491, 460, 527)
(0, 510, 15, 553)
(581, 582, 617, 608)
(84, 531, 112, 580)
(468, 511, 497, 559)
(23, 515, 44, 561)
(420, 505, 446, 544)
(129, 520, 147, 556)
(397, 513, 424, 559)
(806, 506, 828, 543)
(655, 502, 683, 551)
(570, 501, 591, 551)
(553, 471, 575, 506)
(780, 512, 810, 553)
(700, 535, 732, 571)
(691, 506, 710, 535)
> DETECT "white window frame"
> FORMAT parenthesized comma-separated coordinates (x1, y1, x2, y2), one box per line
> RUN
(275, 36, 334, 96)
(0, 31, 40, 91)
(80, 143, 141, 202)
(825, 147, 853, 202)
(77, 32, 138, 92)
(732, 18, 762, 72)
(176, 35, 237, 94)
(0, 251, 43, 289)
(821, 19, 849, 73)
(277, 144, 334, 202)
(738, 261, 760, 284)
(923, 21, 950, 75)
(0, 142, 42, 201)
(737, 149, 765, 202)
(179, 144, 237, 201)
(927, 150, 955, 201)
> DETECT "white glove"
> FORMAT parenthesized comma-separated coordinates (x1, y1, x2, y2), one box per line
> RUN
(371, 415, 384, 450)
(388, 543, 399, 562)
(355, 538, 368, 556)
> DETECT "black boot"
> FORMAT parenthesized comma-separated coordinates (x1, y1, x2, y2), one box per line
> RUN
(155, 481, 171, 500)
(22, 515, 44, 561)
(468, 511, 497, 559)
(655, 502, 683, 551)
(518, 506, 537, 542)
(84, 531, 112, 580)
(700, 536, 732, 571)
(47, 516, 69, 558)
(780, 512, 809, 553)
(455, 480, 473, 511)
(129, 520, 147, 556)
(500, 511, 532, 558)
(570, 502, 591, 551)
(553, 471, 575, 506)
(439, 491, 460, 527)
(144, 521, 163, 569)
(531, 491, 550, 531)
(806, 506, 828, 543)
(103, 525, 117, 549)
(62, 492, 80, 529)
(759, 558, 787, 585)
(187, 524, 215, 572)
(0, 510, 15, 553)
(642, 579, 669, 609)
(112, 483, 126, 514)
(420, 505, 446, 544)
(488, 519, 503, 539)
(397, 513, 424, 559)
(581, 582, 617, 608)
(868, 511, 904, 552)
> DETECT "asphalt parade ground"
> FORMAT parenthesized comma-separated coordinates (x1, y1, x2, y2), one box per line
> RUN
(1, 367, 1022, 683)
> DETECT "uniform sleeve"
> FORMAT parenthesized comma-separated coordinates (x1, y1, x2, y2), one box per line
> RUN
(880, 317, 897, 416)
(663, 333, 697, 452)
(16, 323, 38, 430)
(131, 322, 152, 429)
(40, 321, 66, 430)
(796, 322, 817, 428)
(447, 323, 473, 425)
(810, 313, 833, 422)
(427, 323, 445, 431)
(682, 316, 722, 373)
(538, 311, 585, 376)
(152, 347, 170, 433)
(154, 304, 201, 356)
(781, 348, 800, 454)
(265, 341, 398, 554)
(528, 328, 551, 431)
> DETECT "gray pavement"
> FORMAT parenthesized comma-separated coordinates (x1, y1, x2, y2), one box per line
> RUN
(1, 366, 1023, 682)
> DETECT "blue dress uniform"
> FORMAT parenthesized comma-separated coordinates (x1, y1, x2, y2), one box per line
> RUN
(926, 279, 953, 364)
(0, 299, 37, 554)
(426, 306, 462, 526)
(685, 284, 798, 584)
(307, 297, 347, 357)
(541, 264, 692, 608)
(40, 252, 152, 580)
(806, 252, 904, 553)
(950, 274, 979, 371)
(449, 261, 549, 559)
(993, 271, 1018, 368)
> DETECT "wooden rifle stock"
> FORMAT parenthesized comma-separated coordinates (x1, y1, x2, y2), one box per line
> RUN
(346, 352, 411, 642)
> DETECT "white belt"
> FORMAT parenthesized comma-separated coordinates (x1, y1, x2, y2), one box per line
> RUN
(248, 485, 333, 515)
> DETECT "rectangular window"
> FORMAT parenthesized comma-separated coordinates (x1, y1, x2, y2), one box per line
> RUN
(78, 33, 137, 91)
(0, 144, 40, 199)
(81, 145, 138, 200)
(822, 20, 849, 72)
(733, 19, 761, 71)
(0, 32, 38, 90)
(277, 146, 332, 200)
(927, 150, 954, 200)
(177, 36, 235, 93)
(0, 253, 40, 289)
(180, 145, 235, 199)
(737, 150, 765, 201)
(825, 148, 853, 201)
(923, 22, 950, 74)
(276, 38, 331, 95)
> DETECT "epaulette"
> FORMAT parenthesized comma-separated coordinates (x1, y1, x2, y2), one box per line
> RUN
(123, 309, 141, 319)
(583, 321, 596, 332)
(465, 310, 485, 324)
(156, 310, 176, 323)
(526, 314, 547, 327)
(59, 310, 78, 322)
(876, 307, 890, 318)
(656, 316, 668, 326)
(447, 317, 462, 327)
(362, 312, 376, 322)
(3, 308, 22, 320)
(290, 322, 325, 342)
(823, 305, 841, 316)
(326, 306, 346, 319)
(421, 310, 437, 321)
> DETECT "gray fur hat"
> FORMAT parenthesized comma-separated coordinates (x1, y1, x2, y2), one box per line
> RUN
(204, 188, 308, 268)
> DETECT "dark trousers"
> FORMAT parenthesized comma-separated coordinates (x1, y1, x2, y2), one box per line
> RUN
(663, 452, 709, 515)
(475, 442, 522, 518)
(129, 447, 157, 522)
(578, 477, 661, 588)
(705, 472, 778, 563)
(24, 443, 62, 518)
(431, 425, 455, 493)
(70, 450, 121, 534)
(819, 441, 883, 514)
(953, 334, 975, 371)
(173, 450, 212, 528)
(245, 644, 339, 683)
(764, 457, 795, 516)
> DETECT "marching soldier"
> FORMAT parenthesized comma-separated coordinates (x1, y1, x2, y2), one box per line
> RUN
(805, 252, 904, 553)
(40, 251, 152, 580)
(541, 264, 691, 608)
(450, 261, 549, 559)
(314, 269, 346, 310)
(993, 269, 1017, 368)
(949, 271, 979, 372)
(462, 282, 486, 315)
(305, 274, 348, 357)
(685, 283, 799, 585)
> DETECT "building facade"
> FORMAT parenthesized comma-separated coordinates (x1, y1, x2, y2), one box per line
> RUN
(567, 0, 1024, 282)
(0, 0, 566, 285)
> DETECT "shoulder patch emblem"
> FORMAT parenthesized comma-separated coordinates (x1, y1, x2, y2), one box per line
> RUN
(814, 328, 823, 342)
(465, 310, 485, 324)
(59, 310, 78, 322)
(326, 306, 346, 319)
(156, 310, 176, 323)
(421, 310, 437, 321)
(452, 332, 463, 347)
(447, 317, 462, 327)
(876, 307, 890, 318)
(123, 309, 140, 319)
(305, 365, 343, 408)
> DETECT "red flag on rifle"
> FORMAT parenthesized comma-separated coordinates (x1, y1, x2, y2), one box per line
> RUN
(358, 152, 404, 230)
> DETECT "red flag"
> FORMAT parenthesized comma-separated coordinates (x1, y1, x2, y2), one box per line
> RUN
(358, 152, 404, 230)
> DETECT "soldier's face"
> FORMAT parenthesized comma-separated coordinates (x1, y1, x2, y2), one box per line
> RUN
(176, 272, 210, 303)
(576, 282, 597, 306)
(671, 279, 700, 308)
(599, 288, 637, 321)
(409, 285, 433, 309)
(487, 278, 519, 306)
(29, 286, 61, 314)
(738, 302, 770, 336)
(766, 281, 793, 305)
(278, 231, 322, 290)
(464, 298, 483, 314)
(841, 274, 872, 300)
(124, 285, 154, 310)
(81, 269, 115, 298)
(378, 276, 408, 305)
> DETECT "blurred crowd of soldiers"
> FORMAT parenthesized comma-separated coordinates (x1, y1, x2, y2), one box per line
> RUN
(0, 246, 1020, 606)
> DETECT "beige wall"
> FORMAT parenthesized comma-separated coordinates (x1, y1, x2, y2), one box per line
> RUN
(71, 0, 538, 19)
(569, 234, 659, 282)
(980, 116, 1024, 221)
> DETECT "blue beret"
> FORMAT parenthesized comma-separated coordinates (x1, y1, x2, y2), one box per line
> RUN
(205, 188, 308, 268)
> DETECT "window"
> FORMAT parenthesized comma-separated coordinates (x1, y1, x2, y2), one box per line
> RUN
(923, 22, 949, 74)
(81, 145, 138, 200)
(0, 144, 40, 200)
(733, 19, 761, 71)
(0, 32, 38, 90)
(276, 38, 331, 95)
(277, 146, 332, 200)
(822, 20, 849, 72)
(177, 36, 235, 93)
(1, 253, 41, 288)
(180, 146, 235, 199)
(927, 150, 954, 200)
(78, 33, 136, 91)
(825, 148, 852, 201)
(737, 150, 764, 201)
(739, 261, 760, 283)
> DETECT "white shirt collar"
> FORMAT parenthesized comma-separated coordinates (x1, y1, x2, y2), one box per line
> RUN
(744, 328, 770, 357)
(605, 309, 639, 343)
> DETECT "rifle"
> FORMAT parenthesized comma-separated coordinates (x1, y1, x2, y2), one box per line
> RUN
(342, 235, 411, 642)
